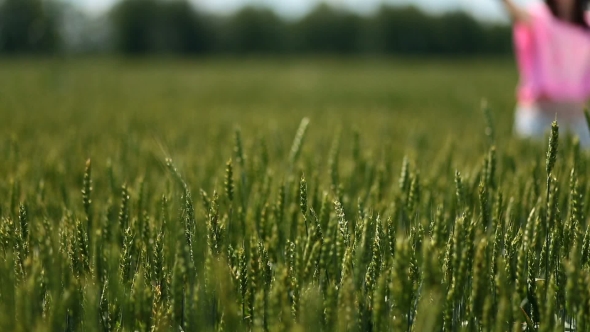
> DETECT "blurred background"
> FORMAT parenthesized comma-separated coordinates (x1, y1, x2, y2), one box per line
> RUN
(0, 0, 519, 56)
(0, 0, 536, 174)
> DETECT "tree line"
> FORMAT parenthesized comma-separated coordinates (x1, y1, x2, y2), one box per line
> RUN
(0, 0, 513, 56)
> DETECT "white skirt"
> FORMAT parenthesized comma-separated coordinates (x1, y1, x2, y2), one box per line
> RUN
(514, 104, 590, 147)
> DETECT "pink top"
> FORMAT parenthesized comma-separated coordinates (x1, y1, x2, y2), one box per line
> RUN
(514, 3, 590, 104)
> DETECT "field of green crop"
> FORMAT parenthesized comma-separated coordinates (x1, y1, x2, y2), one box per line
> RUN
(1, 58, 589, 331)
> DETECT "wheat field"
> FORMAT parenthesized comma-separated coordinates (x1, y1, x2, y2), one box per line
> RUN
(0, 58, 588, 331)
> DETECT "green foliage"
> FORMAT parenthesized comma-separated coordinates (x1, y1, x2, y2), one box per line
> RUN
(110, 0, 211, 55)
(1, 0, 512, 56)
(218, 6, 288, 54)
(0, 0, 60, 54)
(369, 5, 511, 55)
(293, 4, 364, 54)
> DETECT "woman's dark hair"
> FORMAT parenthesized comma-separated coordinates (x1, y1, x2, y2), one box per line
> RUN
(545, 0, 589, 28)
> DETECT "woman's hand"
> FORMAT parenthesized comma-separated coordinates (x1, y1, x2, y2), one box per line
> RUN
(500, 0, 531, 23)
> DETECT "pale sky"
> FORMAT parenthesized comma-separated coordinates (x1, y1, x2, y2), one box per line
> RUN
(68, 0, 537, 22)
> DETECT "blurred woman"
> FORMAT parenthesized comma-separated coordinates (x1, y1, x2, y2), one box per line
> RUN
(501, 0, 590, 146)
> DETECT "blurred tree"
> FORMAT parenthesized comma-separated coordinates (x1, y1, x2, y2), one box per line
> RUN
(1, 0, 510, 57)
(433, 12, 487, 55)
(0, 0, 60, 54)
(372, 6, 438, 55)
(371, 5, 511, 56)
(220, 7, 287, 54)
(110, 0, 211, 55)
(154, 1, 211, 54)
(480, 25, 513, 54)
(110, 0, 158, 54)
(294, 4, 363, 54)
